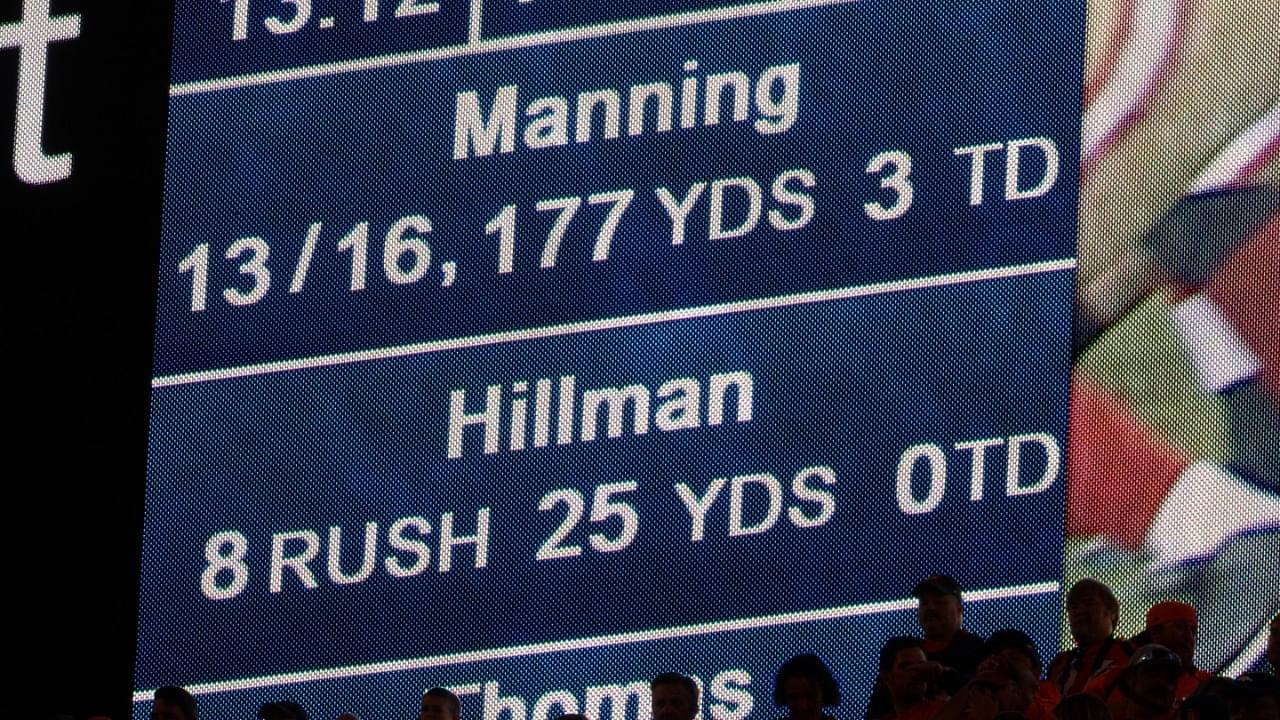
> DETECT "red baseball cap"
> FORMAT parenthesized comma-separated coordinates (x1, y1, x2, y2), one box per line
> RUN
(1145, 601, 1197, 629)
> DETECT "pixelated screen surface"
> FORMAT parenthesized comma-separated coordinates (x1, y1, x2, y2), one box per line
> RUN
(137, 2, 1084, 719)
(1063, 0, 1279, 683)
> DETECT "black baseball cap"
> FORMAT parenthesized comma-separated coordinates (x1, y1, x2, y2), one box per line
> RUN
(912, 574, 962, 599)
(1128, 644, 1182, 672)
(983, 629, 1042, 676)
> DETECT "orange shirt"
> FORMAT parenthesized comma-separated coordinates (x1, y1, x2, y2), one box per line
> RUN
(1025, 680, 1062, 720)
(1048, 638, 1134, 696)
(1084, 665, 1212, 703)
(1176, 669, 1213, 700)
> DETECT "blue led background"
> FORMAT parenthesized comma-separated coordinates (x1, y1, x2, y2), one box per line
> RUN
(137, 1, 1084, 717)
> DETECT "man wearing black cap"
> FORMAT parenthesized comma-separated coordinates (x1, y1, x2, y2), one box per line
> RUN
(1106, 644, 1181, 720)
(912, 575, 986, 682)
(924, 631, 1064, 720)
(864, 575, 986, 719)
(978, 630, 1061, 720)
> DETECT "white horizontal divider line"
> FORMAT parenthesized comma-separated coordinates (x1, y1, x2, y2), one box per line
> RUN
(133, 581, 1059, 701)
(152, 258, 1077, 388)
(171, 0, 863, 96)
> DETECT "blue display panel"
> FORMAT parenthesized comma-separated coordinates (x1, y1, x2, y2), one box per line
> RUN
(139, 1, 1083, 717)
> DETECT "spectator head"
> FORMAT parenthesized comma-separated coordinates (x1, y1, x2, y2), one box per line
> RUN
(773, 653, 840, 720)
(982, 629, 1044, 679)
(913, 574, 964, 643)
(421, 688, 461, 720)
(878, 636, 933, 706)
(258, 701, 309, 720)
(1066, 579, 1119, 647)
(1228, 673, 1279, 720)
(1119, 645, 1182, 714)
(651, 672, 699, 720)
(973, 630, 1042, 715)
(152, 687, 198, 720)
(1145, 602, 1199, 667)
(1053, 692, 1112, 720)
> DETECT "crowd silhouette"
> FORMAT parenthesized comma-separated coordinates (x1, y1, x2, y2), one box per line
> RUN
(135, 575, 1277, 720)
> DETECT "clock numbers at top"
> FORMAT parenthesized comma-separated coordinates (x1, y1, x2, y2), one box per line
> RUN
(224, 0, 441, 41)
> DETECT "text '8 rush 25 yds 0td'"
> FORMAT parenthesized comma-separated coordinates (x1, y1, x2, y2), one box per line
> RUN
(137, 1, 1083, 719)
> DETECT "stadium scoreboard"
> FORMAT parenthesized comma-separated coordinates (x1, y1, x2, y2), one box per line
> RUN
(136, 2, 1084, 718)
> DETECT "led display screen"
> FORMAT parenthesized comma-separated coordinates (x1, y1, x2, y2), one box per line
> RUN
(138, 1, 1083, 718)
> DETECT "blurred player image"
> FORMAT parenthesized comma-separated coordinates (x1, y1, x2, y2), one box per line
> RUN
(1068, 0, 1278, 675)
